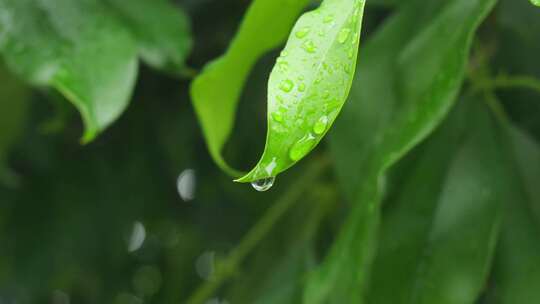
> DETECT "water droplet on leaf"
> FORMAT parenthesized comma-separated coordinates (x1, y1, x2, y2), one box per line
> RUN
(313, 116, 329, 135)
(302, 40, 317, 53)
(338, 28, 351, 44)
(279, 79, 294, 92)
(295, 26, 311, 39)
(272, 112, 284, 122)
(289, 134, 316, 161)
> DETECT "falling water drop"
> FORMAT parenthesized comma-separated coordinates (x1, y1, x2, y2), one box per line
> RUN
(251, 177, 276, 192)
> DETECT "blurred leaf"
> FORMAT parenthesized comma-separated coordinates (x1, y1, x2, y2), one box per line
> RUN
(490, 127, 540, 303)
(304, 0, 497, 302)
(0, 0, 138, 142)
(0, 0, 193, 142)
(236, 0, 366, 182)
(530, 0, 540, 7)
(106, 0, 193, 73)
(191, 0, 311, 177)
(225, 187, 332, 304)
(369, 101, 509, 304)
(0, 64, 29, 185)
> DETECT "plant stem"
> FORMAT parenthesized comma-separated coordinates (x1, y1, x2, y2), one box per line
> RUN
(185, 157, 330, 304)
(490, 74, 540, 95)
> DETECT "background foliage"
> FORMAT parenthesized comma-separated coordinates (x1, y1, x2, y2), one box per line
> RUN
(0, 0, 539, 303)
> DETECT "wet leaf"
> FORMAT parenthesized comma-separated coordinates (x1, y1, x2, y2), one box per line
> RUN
(191, 0, 365, 182)
(191, 0, 312, 177)
(368, 101, 509, 304)
(304, 0, 497, 302)
(236, 0, 366, 182)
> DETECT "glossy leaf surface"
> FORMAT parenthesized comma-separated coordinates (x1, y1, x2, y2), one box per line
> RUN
(236, 0, 365, 182)
(304, 0, 497, 302)
(191, 0, 312, 177)
(192, 0, 365, 182)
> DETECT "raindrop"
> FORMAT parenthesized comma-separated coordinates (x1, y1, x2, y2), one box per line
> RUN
(251, 177, 276, 192)
(289, 134, 316, 161)
(177, 169, 196, 201)
(295, 26, 311, 39)
(323, 14, 334, 23)
(313, 116, 329, 135)
(298, 82, 306, 92)
(338, 28, 351, 44)
(279, 79, 294, 92)
(302, 40, 317, 53)
(272, 112, 284, 122)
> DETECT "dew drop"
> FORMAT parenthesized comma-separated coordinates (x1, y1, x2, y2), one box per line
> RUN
(280, 51, 289, 57)
(323, 14, 334, 23)
(338, 28, 351, 44)
(313, 116, 329, 135)
(272, 112, 283, 122)
(295, 26, 311, 39)
(322, 90, 330, 99)
(279, 79, 294, 92)
(289, 134, 316, 161)
(298, 82, 306, 92)
(251, 177, 276, 192)
(302, 40, 317, 53)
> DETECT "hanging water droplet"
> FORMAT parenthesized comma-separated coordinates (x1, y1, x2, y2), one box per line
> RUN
(313, 116, 329, 135)
(289, 134, 316, 161)
(295, 26, 311, 39)
(302, 40, 317, 53)
(338, 28, 351, 44)
(298, 82, 306, 92)
(251, 177, 276, 192)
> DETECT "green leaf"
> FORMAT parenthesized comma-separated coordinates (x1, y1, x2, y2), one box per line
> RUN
(191, 0, 312, 177)
(530, 0, 540, 7)
(368, 101, 509, 304)
(192, 0, 366, 182)
(490, 127, 540, 303)
(304, 0, 497, 302)
(106, 0, 193, 73)
(0, 0, 192, 142)
(0, 0, 138, 142)
(237, 0, 365, 182)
